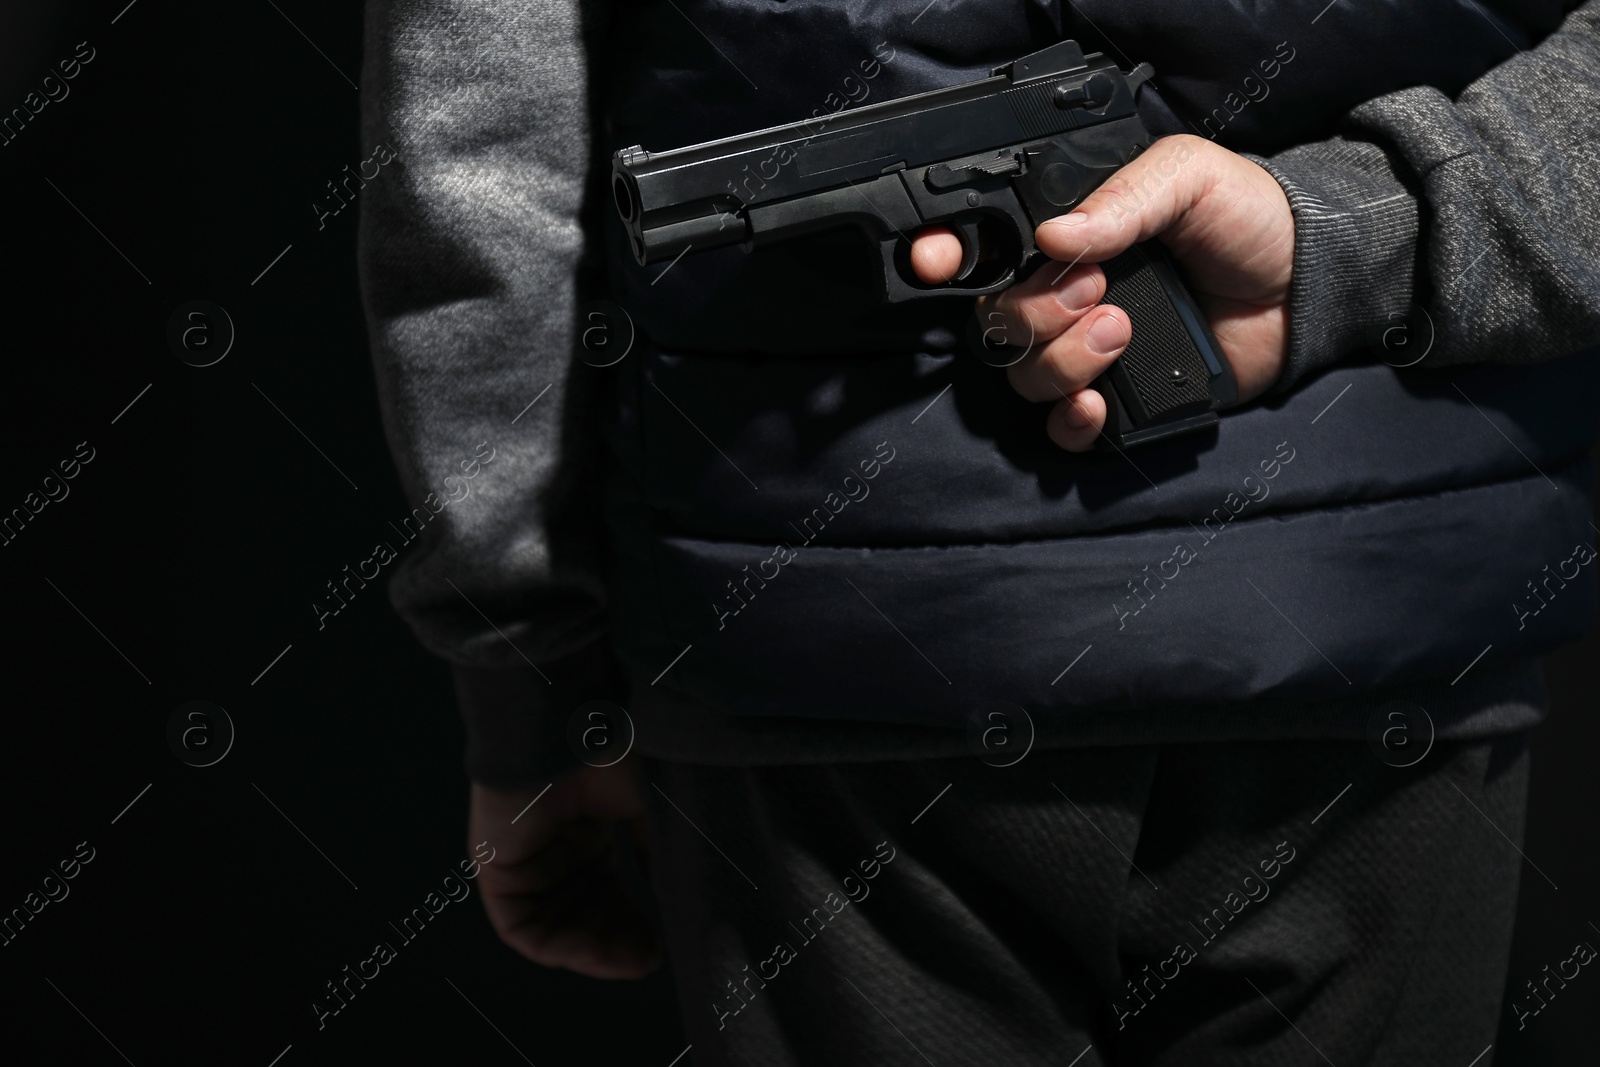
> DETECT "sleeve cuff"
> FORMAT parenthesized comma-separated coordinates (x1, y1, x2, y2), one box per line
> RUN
(451, 642, 621, 788)
(1246, 142, 1422, 394)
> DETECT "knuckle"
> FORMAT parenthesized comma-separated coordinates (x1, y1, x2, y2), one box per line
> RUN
(1162, 133, 1206, 157)
(1092, 180, 1137, 216)
(1015, 294, 1063, 334)
(1043, 340, 1081, 372)
(1035, 342, 1088, 393)
(1004, 361, 1033, 397)
(1006, 360, 1054, 402)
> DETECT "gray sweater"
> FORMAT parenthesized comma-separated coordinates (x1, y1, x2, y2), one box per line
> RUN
(358, 0, 1600, 784)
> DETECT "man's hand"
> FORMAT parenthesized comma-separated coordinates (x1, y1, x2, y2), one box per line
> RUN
(469, 761, 661, 979)
(910, 135, 1295, 451)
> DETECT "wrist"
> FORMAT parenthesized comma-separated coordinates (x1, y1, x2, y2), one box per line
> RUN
(1245, 142, 1420, 393)
(453, 642, 621, 788)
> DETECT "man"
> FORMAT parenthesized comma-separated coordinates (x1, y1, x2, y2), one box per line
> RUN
(360, 0, 1600, 1062)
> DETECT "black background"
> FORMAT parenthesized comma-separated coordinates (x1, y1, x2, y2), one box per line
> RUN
(0, 3, 1594, 1064)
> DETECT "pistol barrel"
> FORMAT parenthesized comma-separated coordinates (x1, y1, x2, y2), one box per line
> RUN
(611, 40, 1137, 266)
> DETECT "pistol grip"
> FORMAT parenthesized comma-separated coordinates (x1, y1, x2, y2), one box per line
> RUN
(1089, 241, 1237, 449)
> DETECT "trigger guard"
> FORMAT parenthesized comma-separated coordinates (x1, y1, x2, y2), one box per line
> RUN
(952, 219, 983, 282)
(879, 233, 1017, 302)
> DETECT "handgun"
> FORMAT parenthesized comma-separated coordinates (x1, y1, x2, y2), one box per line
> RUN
(611, 40, 1238, 449)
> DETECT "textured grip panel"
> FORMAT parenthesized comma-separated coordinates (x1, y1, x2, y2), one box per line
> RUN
(1101, 245, 1213, 421)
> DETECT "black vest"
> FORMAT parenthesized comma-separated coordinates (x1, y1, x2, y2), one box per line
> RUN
(596, 0, 1598, 726)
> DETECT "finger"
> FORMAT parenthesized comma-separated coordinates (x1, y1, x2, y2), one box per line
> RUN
(977, 261, 1106, 347)
(577, 759, 649, 821)
(909, 226, 963, 283)
(469, 784, 566, 865)
(484, 821, 615, 894)
(495, 909, 640, 977)
(1046, 387, 1107, 453)
(628, 815, 652, 864)
(1034, 134, 1207, 266)
(1006, 305, 1130, 402)
(489, 869, 662, 979)
(529, 923, 662, 980)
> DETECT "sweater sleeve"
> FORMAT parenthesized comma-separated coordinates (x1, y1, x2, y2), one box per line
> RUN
(1250, 0, 1600, 392)
(357, 0, 615, 786)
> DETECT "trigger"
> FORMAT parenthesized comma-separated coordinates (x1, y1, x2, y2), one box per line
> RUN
(952, 218, 983, 282)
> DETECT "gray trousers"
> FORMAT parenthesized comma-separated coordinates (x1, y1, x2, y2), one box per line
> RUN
(643, 732, 1529, 1066)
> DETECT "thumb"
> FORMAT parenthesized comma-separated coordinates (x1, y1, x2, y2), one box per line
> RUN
(1034, 135, 1205, 264)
